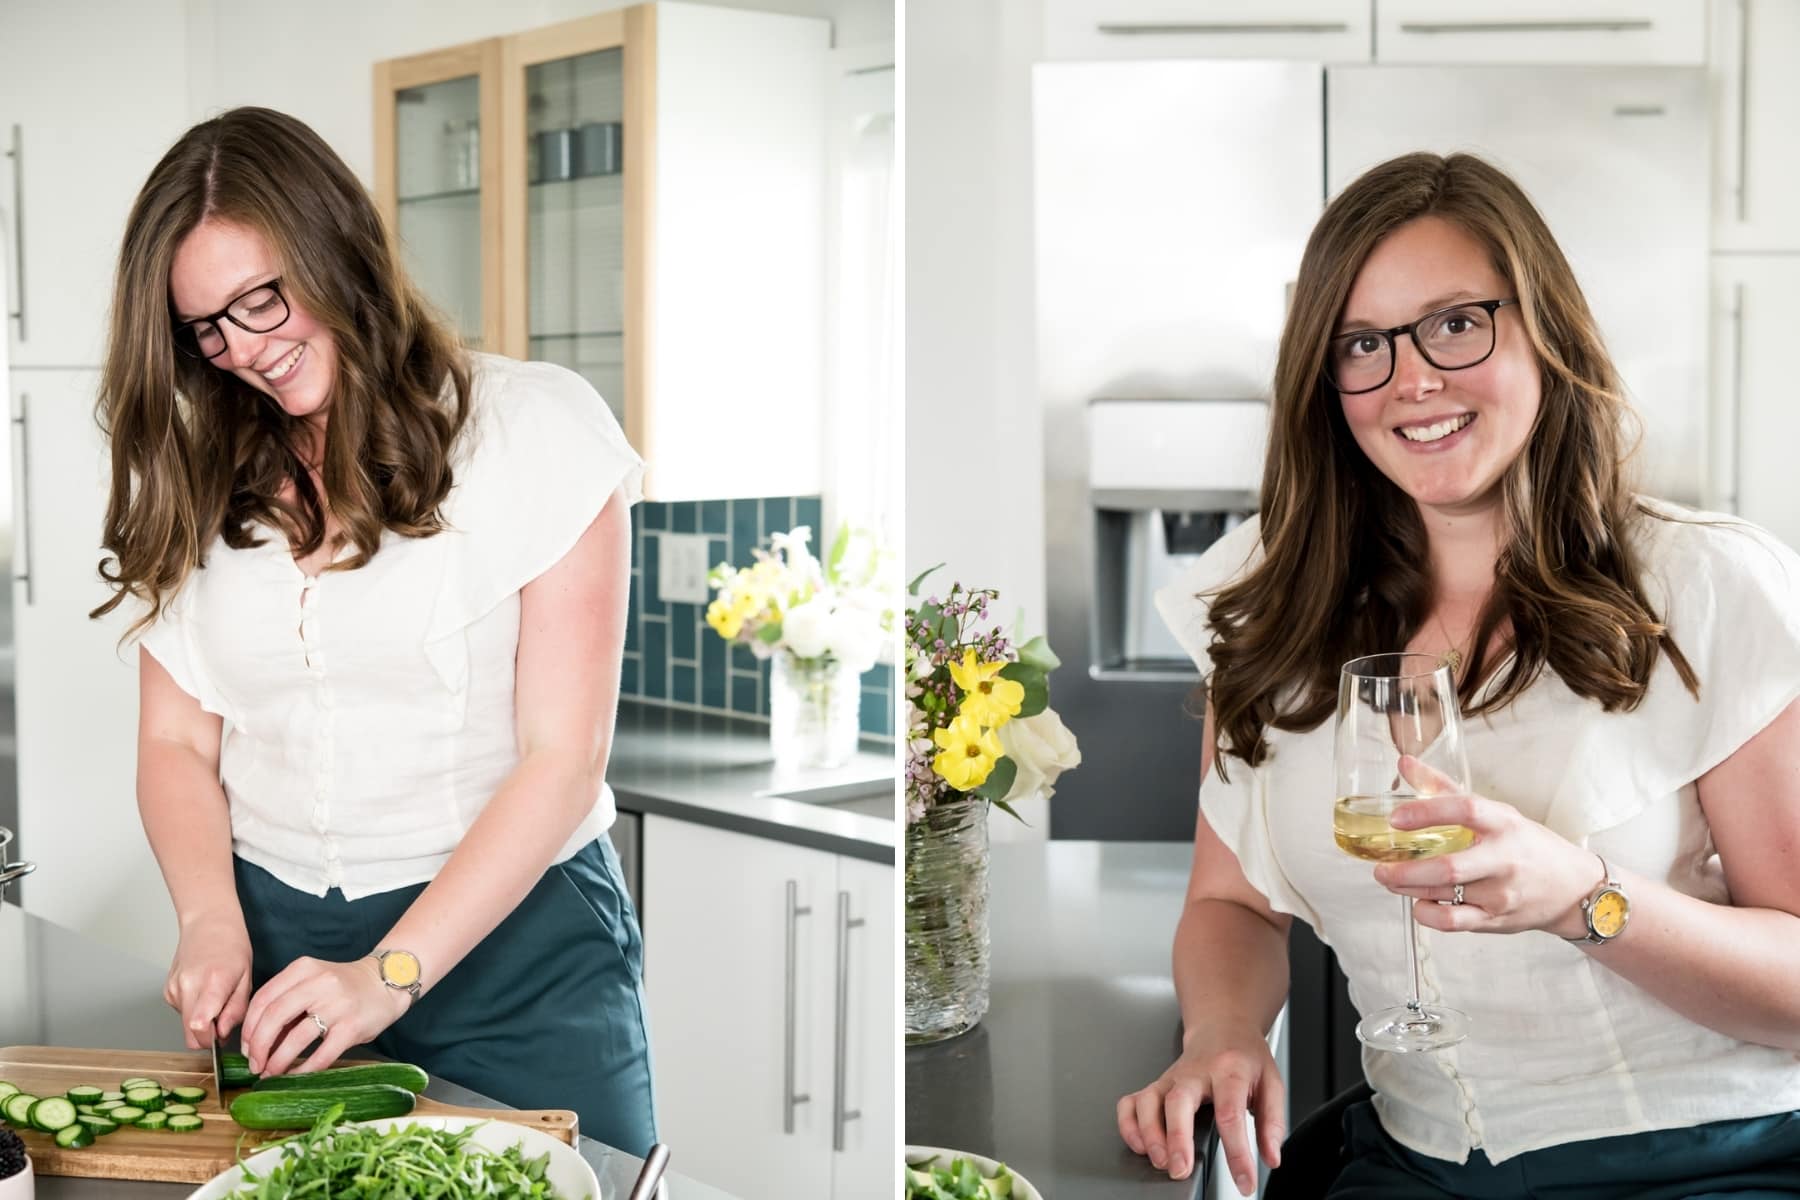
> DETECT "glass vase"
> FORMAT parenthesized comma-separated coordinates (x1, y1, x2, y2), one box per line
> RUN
(905, 794, 990, 1043)
(769, 653, 860, 770)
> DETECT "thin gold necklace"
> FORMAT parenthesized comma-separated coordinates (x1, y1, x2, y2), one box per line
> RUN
(1433, 610, 1471, 676)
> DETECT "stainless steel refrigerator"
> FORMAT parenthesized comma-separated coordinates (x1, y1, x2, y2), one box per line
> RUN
(1035, 62, 1709, 842)
(0, 149, 21, 903)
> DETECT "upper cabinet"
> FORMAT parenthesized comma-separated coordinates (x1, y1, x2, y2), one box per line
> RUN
(0, 0, 191, 368)
(1709, 0, 1800, 251)
(1376, 0, 1706, 64)
(373, 4, 828, 503)
(1041, 0, 1373, 63)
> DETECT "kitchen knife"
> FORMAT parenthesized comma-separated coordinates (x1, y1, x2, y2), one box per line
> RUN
(210, 1030, 225, 1100)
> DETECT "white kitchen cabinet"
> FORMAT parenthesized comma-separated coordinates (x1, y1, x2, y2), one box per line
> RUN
(1042, 0, 1372, 63)
(1377, 0, 1706, 64)
(641, 815, 894, 1200)
(8, 370, 171, 964)
(1708, 256, 1800, 551)
(1709, 0, 1800, 251)
(0, 0, 190, 367)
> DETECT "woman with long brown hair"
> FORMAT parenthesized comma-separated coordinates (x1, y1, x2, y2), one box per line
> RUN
(95, 106, 656, 1155)
(1117, 152, 1800, 1197)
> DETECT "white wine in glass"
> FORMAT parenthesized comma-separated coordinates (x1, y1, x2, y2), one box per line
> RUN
(1335, 652, 1474, 1052)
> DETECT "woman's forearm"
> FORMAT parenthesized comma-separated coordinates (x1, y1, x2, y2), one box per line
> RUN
(1172, 898, 1290, 1052)
(1574, 864, 1800, 1052)
(137, 739, 242, 930)
(370, 750, 606, 998)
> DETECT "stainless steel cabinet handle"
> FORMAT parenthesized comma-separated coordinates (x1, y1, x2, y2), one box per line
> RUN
(1399, 21, 1652, 34)
(0, 861, 35, 887)
(831, 889, 865, 1152)
(6, 125, 23, 341)
(1728, 282, 1746, 514)
(782, 880, 812, 1133)
(1099, 22, 1348, 36)
(13, 392, 32, 605)
(1736, 0, 1752, 222)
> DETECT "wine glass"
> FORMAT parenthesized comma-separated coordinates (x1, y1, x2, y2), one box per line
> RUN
(1334, 652, 1475, 1052)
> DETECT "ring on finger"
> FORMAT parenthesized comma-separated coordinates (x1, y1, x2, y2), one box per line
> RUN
(312, 1012, 329, 1037)
(1451, 883, 1465, 906)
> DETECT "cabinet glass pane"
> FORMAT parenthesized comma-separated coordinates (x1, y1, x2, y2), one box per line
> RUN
(527, 48, 625, 424)
(395, 76, 483, 348)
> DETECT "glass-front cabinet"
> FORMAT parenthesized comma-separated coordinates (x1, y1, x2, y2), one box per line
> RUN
(372, 6, 828, 503)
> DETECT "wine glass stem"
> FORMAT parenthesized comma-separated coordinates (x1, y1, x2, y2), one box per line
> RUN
(1401, 893, 1424, 1017)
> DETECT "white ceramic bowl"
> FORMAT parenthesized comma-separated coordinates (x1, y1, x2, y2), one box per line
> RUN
(0, 1156, 33, 1200)
(904, 1145, 1042, 1200)
(186, 1116, 599, 1200)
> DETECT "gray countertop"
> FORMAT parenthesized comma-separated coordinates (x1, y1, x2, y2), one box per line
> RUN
(0, 901, 736, 1199)
(905, 841, 1215, 1198)
(607, 700, 895, 863)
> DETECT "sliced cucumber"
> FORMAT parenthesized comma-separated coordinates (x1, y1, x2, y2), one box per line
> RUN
(134, 1111, 169, 1130)
(0, 1082, 17, 1101)
(101, 1091, 124, 1102)
(65, 1085, 103, 1106)
(123, 1086, 164, 1111)
(229, 1083, 416, 1130)
(162, 1103, 197, 1116)
(108, 1105, 145, 1123)
(119, 1077, 156, 1091)
(78, 1114, 118, 1136)
(92, 1100, 124, 1113)
(166, 1113, 204, 1133)
(29, 1096, 78, 1132)
(170, 1086, 207, 1104)
(250, 1061, 429, 1095)
(2, 1093, 39, 1125)
(76, 1104, 101, 1116)
(54, 1121, 95, 1149)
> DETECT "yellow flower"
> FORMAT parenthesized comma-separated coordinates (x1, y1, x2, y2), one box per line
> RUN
(932, 713, 1005, 792)
(947, 649, 1024, 729)
(707, 598, 745, 640)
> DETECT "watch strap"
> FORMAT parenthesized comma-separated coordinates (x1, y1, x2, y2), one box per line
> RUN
(1564, 856, 1626, 945)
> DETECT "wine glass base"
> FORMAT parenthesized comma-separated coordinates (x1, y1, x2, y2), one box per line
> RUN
(1357, 1003, 1469, 1053)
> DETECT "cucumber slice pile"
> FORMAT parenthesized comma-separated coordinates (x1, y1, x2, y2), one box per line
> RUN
(0, 1073, 218, 1150)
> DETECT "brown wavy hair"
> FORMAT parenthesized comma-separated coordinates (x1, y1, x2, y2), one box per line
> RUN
(1204, 152, 1697, 779)
(92, 106, 472, 639)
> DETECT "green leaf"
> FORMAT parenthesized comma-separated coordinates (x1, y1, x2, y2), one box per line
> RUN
(915, 600, 944, 639)
(971, 755, 1017, 803)
(908, 563, 944, 595)
(828, 523, 852, 579)
(757, 622, 783, 644)
(999, 663, 1048, 718)
(1014, 634, 1061, 674)
(992, 796, 1027, 824)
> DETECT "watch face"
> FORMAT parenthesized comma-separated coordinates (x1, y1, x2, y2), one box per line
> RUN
(1590, 889, 1628, 938)
(381, 951, 421, 988)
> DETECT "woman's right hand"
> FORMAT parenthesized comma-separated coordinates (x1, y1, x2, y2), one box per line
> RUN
(1116, 1032, 1286, 1195)
(163, 910, 253, 1048)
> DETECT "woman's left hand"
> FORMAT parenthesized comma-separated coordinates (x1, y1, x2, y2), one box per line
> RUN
(240, 957, 411, 1077)
(1374, 755, 1605, 939)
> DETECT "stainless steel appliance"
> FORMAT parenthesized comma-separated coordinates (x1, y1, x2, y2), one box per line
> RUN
(1035, 62, 1709, 840)
(0, 142, 18, 897)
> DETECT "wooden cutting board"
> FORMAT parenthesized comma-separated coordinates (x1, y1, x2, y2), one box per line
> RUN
(0, 1046, 580, 1184)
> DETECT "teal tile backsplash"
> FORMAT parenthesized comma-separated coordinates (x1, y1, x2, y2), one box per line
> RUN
(622, 495, 895, 740)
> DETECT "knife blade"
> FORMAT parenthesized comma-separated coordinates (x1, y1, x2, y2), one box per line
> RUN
(210, 1030, 226, 1100)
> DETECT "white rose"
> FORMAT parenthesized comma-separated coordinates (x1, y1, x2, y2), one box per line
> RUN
(998, 707, 1082, 805)
(781, 598, 831, 659)
(824, 605, 885, 673)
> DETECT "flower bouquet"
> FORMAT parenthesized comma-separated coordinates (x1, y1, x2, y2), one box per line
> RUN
(904, 570, 1080, 1042)
(707, 524, 895, 769)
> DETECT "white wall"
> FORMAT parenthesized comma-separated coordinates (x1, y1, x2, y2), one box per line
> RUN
(904, 0, 1049, 838)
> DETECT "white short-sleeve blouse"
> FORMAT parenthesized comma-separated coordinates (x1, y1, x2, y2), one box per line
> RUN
(1154, 501, 1800, 1165)
(138, 353, 645, 900)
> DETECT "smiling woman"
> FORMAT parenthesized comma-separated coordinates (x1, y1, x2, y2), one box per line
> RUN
(86, 106, 658, 1158)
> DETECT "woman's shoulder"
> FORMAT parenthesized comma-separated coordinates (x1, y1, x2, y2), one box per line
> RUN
(453, 352, 640, 486)
(1627, 496, 1800, 632)
(1152, 514, 1263, 671)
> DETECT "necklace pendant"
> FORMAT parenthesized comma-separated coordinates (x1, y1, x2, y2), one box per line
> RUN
(1443, 647, 1463, 674)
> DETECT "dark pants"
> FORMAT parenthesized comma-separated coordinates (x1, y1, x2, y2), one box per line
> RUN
(233, 836, 657, 1157)
(1327, 1100, 1800, 1199)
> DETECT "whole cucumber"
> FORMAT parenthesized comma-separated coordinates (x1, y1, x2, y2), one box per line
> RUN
(250, 1062, 429, 1095)
(229, 1083, 417, 1130)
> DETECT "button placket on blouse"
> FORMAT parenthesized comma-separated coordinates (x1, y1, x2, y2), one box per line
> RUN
(299, 576, 341, 883)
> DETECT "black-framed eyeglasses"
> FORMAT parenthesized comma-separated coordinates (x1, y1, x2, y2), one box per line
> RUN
(171, 278, 291, 360)
(1324, 298, 1517, 395)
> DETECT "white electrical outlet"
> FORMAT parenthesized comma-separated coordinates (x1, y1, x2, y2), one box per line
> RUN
(658, 533, 712, 605)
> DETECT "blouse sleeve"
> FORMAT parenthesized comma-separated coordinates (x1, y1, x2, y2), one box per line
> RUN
(422, 358, 645, 678)
(1551, 507, 1800, 838)
(135, 572, 234, 721)
(1148, 515, 1313, 919)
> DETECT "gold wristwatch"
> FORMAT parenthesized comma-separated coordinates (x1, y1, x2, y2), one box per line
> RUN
(1565, 857, 1630, 945)
(367, 949, 424, 999)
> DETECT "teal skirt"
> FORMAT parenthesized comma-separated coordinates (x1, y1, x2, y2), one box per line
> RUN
(233, 835, 657, 1157)
(1328, 1099, 1800, 1199)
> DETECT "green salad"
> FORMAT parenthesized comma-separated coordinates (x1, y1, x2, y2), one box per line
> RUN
(229, 1103, 590, 1200)
(904, 1152, 1017, 1199)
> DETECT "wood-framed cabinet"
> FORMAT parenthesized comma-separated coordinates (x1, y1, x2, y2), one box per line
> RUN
(372, 4, 829, 503)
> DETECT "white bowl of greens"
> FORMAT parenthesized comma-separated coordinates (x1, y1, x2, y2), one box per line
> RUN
(904, 1145, 1040, 1200)
(186, 1114, 598, 1200)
